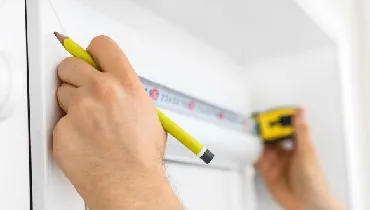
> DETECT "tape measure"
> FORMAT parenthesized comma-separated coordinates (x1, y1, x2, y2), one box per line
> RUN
(139, 76, 296, 143)
(252, 107, 297, 143)
(139, 77, 247, 132)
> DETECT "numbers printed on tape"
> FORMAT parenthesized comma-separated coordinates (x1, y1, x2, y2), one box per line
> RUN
(188, 101, 196, 111)
(150, 88, 159, 101)
(141, 77, 246, 132)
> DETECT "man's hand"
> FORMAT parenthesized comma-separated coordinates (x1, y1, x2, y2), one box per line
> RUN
(53, 36, 183, 210)
(256, 109, 345, 210)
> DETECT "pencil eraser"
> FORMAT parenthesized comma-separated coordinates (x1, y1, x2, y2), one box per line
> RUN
(200, 149, 214, 164)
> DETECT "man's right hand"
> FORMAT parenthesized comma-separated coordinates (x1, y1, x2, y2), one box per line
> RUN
(53, 35, 183, 210)
(256, 108, 345, 210)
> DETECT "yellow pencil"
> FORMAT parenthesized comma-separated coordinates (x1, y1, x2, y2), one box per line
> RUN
(54, 32, 214, 164)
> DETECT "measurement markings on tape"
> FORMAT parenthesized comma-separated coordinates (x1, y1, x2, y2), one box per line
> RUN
(139, 77, 248, 132)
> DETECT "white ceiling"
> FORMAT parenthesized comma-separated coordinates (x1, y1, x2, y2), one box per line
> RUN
(133, 0, 334, 65)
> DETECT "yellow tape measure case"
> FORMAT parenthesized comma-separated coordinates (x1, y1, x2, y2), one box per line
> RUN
(252, 107, 297, 143)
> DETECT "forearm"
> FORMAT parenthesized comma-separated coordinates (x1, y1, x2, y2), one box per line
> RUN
(301, 192, 345, 210)
(295, 163, 345, 210)
(84, 168, 184, 210)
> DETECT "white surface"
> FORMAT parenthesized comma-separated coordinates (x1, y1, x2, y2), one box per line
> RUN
(0, 0, 5, 10)
(51, 0, 250, 114)
(242, 167, 258, 210)
(294, 1, 365, 209)
(165, 162, 244, 210)
(246, 46, 349, 209)
(27, 0, 86, 209)
(29, 0, 261, 209)
(132, 0, 332, 66)
(351, 1, 370, 209)
(293, 0, 352, 42)
(0, 55, 23, 121)
(0, 0, 30, 210)
(0, 56, 11, 119)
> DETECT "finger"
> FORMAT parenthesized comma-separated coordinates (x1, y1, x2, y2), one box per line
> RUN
(255, 149, 266, 168)
(257, 148, 278, 174)
(58, 57, 101, 87)
(86, 35, 142, 89)
(256, 157, 269, 175)
(272, 154, 289, 175)
(267, 148, 279, 165)
(276, 145, 292, 159)
(255, 150, 266, 170)
(293, 108, 312, 147)
(264, 151, 289, 184)
(52, 116, 71, 153)
(256, 144, 276, 166)
(57, 83, 77, 113)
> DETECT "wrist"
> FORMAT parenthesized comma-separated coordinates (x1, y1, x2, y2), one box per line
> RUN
(85, 165, 173, 210)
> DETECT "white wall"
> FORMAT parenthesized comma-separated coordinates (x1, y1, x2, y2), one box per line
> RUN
(352, 2, 370, 208)
(52, 0, 250, 114)
(243, 46, 349, 209)
(293, 1, 369, 209)
(0, 1, 29, 210)
(293, 0, 354, 42)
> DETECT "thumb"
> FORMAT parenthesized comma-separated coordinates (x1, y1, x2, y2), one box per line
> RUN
(293, 108, 313, 152)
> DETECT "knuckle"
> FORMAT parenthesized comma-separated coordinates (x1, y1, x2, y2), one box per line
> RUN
(76, 97, 96, 113)
(56, 84, 69, 102)
(58, 57, 78, 69)
(56, 85, 63, 97)
(59, 57, 75, 65)
(91, 76, 112, 91)
(53, 118, 64, 137)
(58, 57, 88, 80)
(57, 57, 74, 74)
(91, 76, 121, 101)
(52, 118, 73, 160)
(89, 35, 112, 48)
(52, 117, 69, 146)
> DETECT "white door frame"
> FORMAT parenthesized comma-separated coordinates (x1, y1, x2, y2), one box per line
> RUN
(292, 1, 367, 210)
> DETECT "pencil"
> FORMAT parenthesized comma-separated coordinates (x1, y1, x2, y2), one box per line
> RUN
(54, 32, 214, 164)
